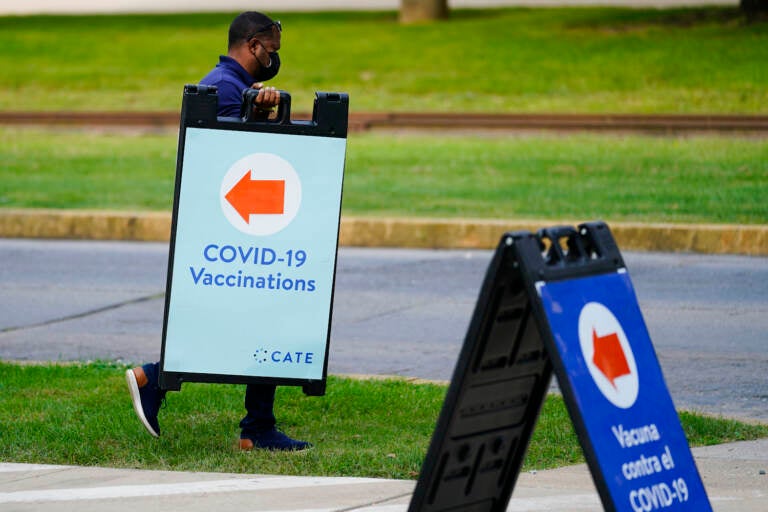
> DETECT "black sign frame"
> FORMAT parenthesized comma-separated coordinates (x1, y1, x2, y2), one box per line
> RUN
(409, 222, 711, 512)
(159, 85, 348, 396)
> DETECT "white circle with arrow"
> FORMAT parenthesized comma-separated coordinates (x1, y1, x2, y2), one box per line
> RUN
(220, 153, 302, 236)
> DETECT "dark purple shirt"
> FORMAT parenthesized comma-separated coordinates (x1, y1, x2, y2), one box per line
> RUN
(199, 56, 254, 117)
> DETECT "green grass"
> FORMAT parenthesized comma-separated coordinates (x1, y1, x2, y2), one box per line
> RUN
(0, 128, 177, 211)
(1, 8, 766, 113)
(1, 362, 766, 477)
(1, 128, 766, 224)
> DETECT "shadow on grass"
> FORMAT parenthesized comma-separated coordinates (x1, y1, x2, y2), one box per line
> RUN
(562, 7, 757, 31)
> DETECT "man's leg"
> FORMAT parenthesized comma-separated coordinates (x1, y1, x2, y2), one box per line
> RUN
(240, 383, 277, 434)
(126, 362, 166, 437)
(239, 384, 311, 451)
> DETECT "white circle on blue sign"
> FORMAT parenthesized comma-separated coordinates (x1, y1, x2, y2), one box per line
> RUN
(220, 153, 302, 236)
(578, 302, 639, 409)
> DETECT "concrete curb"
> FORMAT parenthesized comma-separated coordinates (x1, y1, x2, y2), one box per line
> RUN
(1, 208, 766, 256)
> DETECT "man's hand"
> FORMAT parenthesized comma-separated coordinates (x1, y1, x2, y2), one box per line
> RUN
(251, 83, 280, 112)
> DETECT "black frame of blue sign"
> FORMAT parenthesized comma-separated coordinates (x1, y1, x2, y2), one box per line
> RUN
(409, 222, 709, 512)
(158, 85, 348, 396)
(408, 222, 623, 512)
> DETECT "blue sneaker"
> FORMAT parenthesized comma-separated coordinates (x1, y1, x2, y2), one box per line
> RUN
(125, 363, 165, 438)
(239, 429, 312, 451)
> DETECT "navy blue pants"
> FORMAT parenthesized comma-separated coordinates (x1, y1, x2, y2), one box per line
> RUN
(151, 362, 275, 435)
(240, 384, 277, 436)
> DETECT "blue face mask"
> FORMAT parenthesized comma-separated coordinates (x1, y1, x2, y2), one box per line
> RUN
(254, 52, 280, 82)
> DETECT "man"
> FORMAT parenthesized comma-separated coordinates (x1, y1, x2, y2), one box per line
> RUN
(126, 11, 311, 452)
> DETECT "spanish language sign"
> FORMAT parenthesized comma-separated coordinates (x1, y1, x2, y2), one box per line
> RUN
(162, 127, 346, 381)
(537, 270, 712, 512)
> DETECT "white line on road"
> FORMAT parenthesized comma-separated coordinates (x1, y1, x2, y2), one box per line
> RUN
(0, 463, 67, 473)
(257, 493, 603, 512)
(506, 493, 601, 510)
(0, 474, 388, 504)
(346, 495, 604, 512)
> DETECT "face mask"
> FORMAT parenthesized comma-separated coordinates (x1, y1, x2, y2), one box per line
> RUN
(254, 52, 280, 82)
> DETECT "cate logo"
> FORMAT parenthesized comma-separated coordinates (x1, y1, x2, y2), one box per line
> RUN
(578, 302, 639, 409)
(220, 153, 301, 236)
(253, 347, 314, 365)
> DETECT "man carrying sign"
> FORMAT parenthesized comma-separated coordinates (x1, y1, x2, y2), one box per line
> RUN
(126, 11, 311, 452)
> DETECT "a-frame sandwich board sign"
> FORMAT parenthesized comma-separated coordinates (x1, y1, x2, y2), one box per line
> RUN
(409, 222, 711, 512)
(159, 84, 348, 396)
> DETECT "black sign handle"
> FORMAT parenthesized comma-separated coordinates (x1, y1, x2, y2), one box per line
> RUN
(240, 88, 292, 124)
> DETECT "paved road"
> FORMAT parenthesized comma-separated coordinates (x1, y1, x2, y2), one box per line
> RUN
(1, 238, 766, 421)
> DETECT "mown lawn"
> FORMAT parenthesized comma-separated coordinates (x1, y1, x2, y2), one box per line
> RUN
(1, 128, 766, 224)
(1, 7, 766, 113)
(1, 362, 766, 478)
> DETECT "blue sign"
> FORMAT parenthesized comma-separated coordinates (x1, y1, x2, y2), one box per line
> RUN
(162, 127, 346, 381)
(537, 270, 711, 512)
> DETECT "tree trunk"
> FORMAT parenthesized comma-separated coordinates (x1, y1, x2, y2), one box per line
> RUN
(741, 0, 768, 15)
(399, 0, 449, 24)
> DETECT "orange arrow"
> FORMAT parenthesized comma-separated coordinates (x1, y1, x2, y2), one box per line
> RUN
(225, 170, 285, 222)
(592, 328, 631, 388)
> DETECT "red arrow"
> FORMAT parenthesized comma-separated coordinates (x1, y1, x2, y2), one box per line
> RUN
(592, 328, 631, 388)
(225, 170, 285, 222)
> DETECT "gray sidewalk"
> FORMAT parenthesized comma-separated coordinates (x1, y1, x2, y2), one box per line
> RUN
(1, 439, 766, 511)
(1, 0, 737, 16)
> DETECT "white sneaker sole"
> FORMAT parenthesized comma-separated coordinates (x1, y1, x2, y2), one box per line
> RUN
(125, 369, 160, 438)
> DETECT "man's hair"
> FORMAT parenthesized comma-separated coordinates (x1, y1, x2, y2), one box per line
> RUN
(228, 11, 274, 50)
